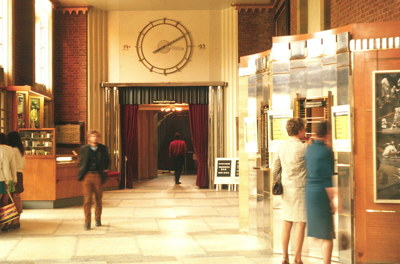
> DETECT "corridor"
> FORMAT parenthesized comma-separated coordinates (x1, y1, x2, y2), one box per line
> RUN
(0, 175, 321, 264)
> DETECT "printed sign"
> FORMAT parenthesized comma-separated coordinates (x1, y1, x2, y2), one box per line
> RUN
(331, 105, 351, 152)
(268, 110, 293, 152)
(214, 158, 239, 185)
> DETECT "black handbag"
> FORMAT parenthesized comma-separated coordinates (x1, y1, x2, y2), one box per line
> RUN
(272, 178, 283, 195)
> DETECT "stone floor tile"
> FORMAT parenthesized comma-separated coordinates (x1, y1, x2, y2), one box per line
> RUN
(214, 206, 239, 216)
(7, 236, 76, 261)
(203, 216, 239, 230)
(0, 239, 18, 259)
(189, 198, 230, 206)
(182, 256, 253, 264)
(118, 199, 155, 207)
(76, 236, 140, 256)
(133, 207, 177, 218)
(108, 218, 159, 233)
(194, 233, 266, 252)
(158, 219, 211, 234)
(175, 207, 219, 217)
(12, 219, 60, 235)
(174, 193, 207, 199)
(155, 198, 192, 206)
(136, 234, 206, 256)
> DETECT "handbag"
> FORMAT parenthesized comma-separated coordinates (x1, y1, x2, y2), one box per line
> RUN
(272, 177, 283, 195)
(0, 192, 19, 225)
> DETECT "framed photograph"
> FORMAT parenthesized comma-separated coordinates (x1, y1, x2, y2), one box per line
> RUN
(28, 97, 42, 128)
(373, 70, 400, 203)
(16, 92, 27, 128)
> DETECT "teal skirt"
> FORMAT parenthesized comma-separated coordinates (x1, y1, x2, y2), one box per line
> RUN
(0, 182, 6, 194)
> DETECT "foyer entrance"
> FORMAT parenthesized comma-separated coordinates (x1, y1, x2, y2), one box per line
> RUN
(101, 82, 226, 190)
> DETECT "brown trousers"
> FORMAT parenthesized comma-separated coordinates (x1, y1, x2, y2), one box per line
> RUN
(82, 172, 103, 225)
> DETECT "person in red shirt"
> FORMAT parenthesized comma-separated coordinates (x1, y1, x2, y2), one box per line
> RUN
(169, 132, 187, 184)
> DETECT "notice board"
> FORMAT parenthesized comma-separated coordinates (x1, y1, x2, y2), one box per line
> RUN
(55, 123, 84, 145)
(214, 158, 239, 184)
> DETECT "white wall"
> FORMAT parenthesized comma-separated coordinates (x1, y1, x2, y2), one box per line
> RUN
(108, 10, 222, 82)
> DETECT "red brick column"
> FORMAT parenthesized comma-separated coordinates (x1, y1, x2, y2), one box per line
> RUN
(54, 11, 87, 123)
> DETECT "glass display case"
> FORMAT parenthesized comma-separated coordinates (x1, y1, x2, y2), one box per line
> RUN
(18, 128, 55, 156)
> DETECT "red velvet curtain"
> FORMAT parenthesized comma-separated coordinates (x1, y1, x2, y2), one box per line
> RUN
(189, 104, 209, 188)
(122, 105, 139, 188)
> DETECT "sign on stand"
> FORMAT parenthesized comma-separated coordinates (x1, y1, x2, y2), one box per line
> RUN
(214, 158, 239, 190)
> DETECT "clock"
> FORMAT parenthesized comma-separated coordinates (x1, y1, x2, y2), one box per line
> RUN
(136, 18, 193, 75)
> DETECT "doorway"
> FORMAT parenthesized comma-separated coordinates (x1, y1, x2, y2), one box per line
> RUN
(102, 82, 226, 189)
(157, 109, 196, 175)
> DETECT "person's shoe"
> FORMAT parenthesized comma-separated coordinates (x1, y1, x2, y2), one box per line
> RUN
(12, 222, 20, 230)
(95, 220, 101, 227)
(175, 182, 181, 184)
(281, 260, 289, 264)
(1, 224, 10, 232)
(84, 223, 91, 230)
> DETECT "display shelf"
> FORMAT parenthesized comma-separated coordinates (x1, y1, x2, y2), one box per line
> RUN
(18, 128, 55, 156)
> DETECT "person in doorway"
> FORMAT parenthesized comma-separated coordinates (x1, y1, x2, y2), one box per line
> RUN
(7, 131, 25, 230)
(78, 130, 110, 230)
(305, 121, 336, 264)
(271, 118, 307, 264)
(169, 132, 187, 184)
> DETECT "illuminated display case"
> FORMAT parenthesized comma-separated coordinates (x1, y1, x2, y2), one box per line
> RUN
(18, 128, 55, 156)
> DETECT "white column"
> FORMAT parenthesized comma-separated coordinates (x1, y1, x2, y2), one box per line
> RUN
(87, 8, 108, 137)
(220, 7, 238, 157)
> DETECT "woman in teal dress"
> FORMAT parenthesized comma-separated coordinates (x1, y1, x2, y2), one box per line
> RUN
(305, 121, 335, 264)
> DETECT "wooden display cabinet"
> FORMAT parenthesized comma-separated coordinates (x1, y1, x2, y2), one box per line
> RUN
(19, 128, 82, 208)
(19, 128, 55, 156)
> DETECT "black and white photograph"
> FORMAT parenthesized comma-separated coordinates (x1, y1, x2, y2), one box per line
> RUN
(374, 70, 400, 202)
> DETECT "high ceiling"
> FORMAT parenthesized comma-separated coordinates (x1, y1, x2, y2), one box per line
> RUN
(54, 0, 273, 11)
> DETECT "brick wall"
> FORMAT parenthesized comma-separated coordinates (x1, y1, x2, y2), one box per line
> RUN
(13, 0, 34, 85)
(331, 0, 400, 28)
(238, 9, 275, 57)
(53, 11, 87, 124)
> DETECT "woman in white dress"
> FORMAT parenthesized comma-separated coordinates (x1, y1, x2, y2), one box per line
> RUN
(0, 133, 17, 232)
(272, 118, 307, 264)
(7, 131, 25, 230)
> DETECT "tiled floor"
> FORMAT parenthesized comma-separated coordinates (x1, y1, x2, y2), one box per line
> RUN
(0, 174, 323, 264)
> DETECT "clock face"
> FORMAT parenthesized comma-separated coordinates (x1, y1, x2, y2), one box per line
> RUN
(136, 18, 193, 75)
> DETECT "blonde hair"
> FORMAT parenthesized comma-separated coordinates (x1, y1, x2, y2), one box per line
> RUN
(88, 130, 101, 137)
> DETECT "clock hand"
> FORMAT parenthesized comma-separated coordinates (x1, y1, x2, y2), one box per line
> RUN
(169, 46, 184, 50)
(153, 32, 189, 54)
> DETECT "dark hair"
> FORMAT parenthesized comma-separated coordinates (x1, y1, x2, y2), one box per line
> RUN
(315, 121, 329, 138)
(0, 133, 7, 145)
(286, 118, 306, 136)
(7, 131, 24, 156)
(174, 132, 181, 140)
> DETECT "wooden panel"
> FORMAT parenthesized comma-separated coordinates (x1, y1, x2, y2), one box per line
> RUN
(137, 111, 158, 180)
(21, 158, 56, 200)
(56, 163, 82, 199)
(353, 49, 400, 264)
(366, 213, 400, 261)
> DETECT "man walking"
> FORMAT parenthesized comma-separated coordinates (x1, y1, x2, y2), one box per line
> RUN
(169, 132, 187, 184)
(78, 130, 110, 230)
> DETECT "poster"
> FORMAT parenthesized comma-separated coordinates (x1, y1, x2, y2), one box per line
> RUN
(268, 109, 293, 152)
(373, 70, 400, 203)
(331, 105, 351, 152)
